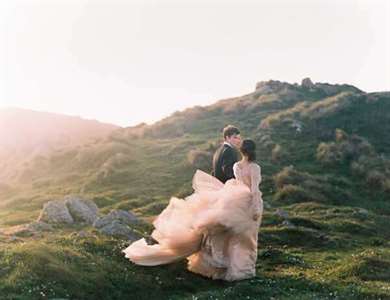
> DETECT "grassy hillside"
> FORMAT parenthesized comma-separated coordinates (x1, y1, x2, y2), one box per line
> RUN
(0, 79, 389, 299)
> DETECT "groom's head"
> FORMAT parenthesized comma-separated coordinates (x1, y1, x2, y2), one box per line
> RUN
(223, 125, 241, 148)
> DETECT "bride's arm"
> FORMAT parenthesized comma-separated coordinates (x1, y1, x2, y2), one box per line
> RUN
(250, 164, 263, 221)
(233, 163, 240, 180)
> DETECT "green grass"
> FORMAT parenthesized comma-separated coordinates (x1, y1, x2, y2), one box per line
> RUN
(1, 202, 389, 299)
(0, 84, 389, 299)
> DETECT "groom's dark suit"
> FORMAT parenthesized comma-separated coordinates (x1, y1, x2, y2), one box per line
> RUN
(212, 143, 239, 183)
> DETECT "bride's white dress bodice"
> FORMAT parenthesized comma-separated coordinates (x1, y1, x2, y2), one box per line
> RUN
(233, 162, 263, 221)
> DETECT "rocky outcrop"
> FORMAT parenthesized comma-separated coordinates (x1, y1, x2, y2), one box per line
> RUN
(255, 78, 362, 97)
(37, 200, 74, 224)
(306, 79, 362, 95)
(93, 209, 139, 228)
(93, 209, 140, 240)
(64, 195, 99, 224)
(301, 77, 315, 89)
(37, 195, 99, 225)
(255, 80, 293, 94)
(96, 220, 140, 240)
(2, 197, 141, 240)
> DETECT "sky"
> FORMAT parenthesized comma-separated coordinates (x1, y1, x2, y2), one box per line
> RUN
(1, 0, 389, 127)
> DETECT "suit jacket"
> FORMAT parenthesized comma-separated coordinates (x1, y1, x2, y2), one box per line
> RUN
(212, 143, 239, 183)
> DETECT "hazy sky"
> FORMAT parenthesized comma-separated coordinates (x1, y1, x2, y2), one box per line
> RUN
(1, 0, 389, 127)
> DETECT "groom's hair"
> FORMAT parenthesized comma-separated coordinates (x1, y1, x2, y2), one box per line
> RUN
(223, 125, 240, 139)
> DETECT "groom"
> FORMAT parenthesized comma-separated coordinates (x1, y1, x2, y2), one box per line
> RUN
(199, 125, 241, 252)
(212, 125, 241, 183)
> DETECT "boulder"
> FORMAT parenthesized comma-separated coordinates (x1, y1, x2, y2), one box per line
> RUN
(255, 80, 292, 94)
(38, 200, 74, 224)
(97, 220, 140, 240)
(281, 220, 296, 229)
(301, 77, 315, 89)
(93, 209, 139, 228)
(37, 195, 100, 225)
(64, 195, 99, 224)
(93, 209, 140, 240)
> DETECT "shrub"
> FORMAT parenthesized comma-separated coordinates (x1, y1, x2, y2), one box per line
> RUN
(271, 144, 284, 162)
(366, 170, 386, 188)
(274, 184, 311, 204)
(273, 166, 348, 204)
(273, 166, 307, 188)
(335, 128, 348, 142)
(316, 142, 344, 165)
(318, 130, 390, 194)
(316, 130, 375, 165)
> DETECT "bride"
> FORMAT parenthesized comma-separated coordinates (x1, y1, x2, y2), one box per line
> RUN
(122, 139, 263, 281)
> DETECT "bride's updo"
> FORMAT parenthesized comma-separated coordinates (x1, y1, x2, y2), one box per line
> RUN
(240, 139, 256, 162)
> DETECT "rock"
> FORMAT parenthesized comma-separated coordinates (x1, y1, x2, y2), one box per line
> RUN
(64, 195, 99, 224)
(358, 208, 369, 215)
(37, 195, 100, 225)
(97, 220, 140, 240)
(93, 209, 139, 229)
(37, 200, 74, 224)
(301, 77, 314, 89)
(281, 220, 296, 229)
(255, 80, 293, 94)
(353, 208, 369, 219)
(93, 209, 140, 240)
(291, 120, 303, 133)
(276, 208, 289, 219)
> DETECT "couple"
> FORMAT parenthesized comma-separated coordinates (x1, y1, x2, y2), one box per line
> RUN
(122, 125, 263, 281)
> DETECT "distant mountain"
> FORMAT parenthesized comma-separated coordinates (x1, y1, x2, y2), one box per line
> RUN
(0, 107, 120, 183)
(0, 107, 120, 152)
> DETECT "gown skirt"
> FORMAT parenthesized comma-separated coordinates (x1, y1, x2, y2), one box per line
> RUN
(121, 170, 262, 281)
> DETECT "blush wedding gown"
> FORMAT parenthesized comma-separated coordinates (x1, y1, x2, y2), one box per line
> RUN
(122, 162, 263, 281)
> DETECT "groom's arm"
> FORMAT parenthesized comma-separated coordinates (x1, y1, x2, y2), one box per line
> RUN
(221, 148, 236, 180)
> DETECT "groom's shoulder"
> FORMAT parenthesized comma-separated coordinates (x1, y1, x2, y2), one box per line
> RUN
(223, 144, 236, 154)
(216, 143, 230, 153)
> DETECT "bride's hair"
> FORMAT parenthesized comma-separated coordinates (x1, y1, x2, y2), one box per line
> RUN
(240, 139, 256, 161)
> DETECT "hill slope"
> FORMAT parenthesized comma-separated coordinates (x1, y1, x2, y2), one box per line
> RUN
(0, 78, 389, 300)
(0, 107, 120, 184)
